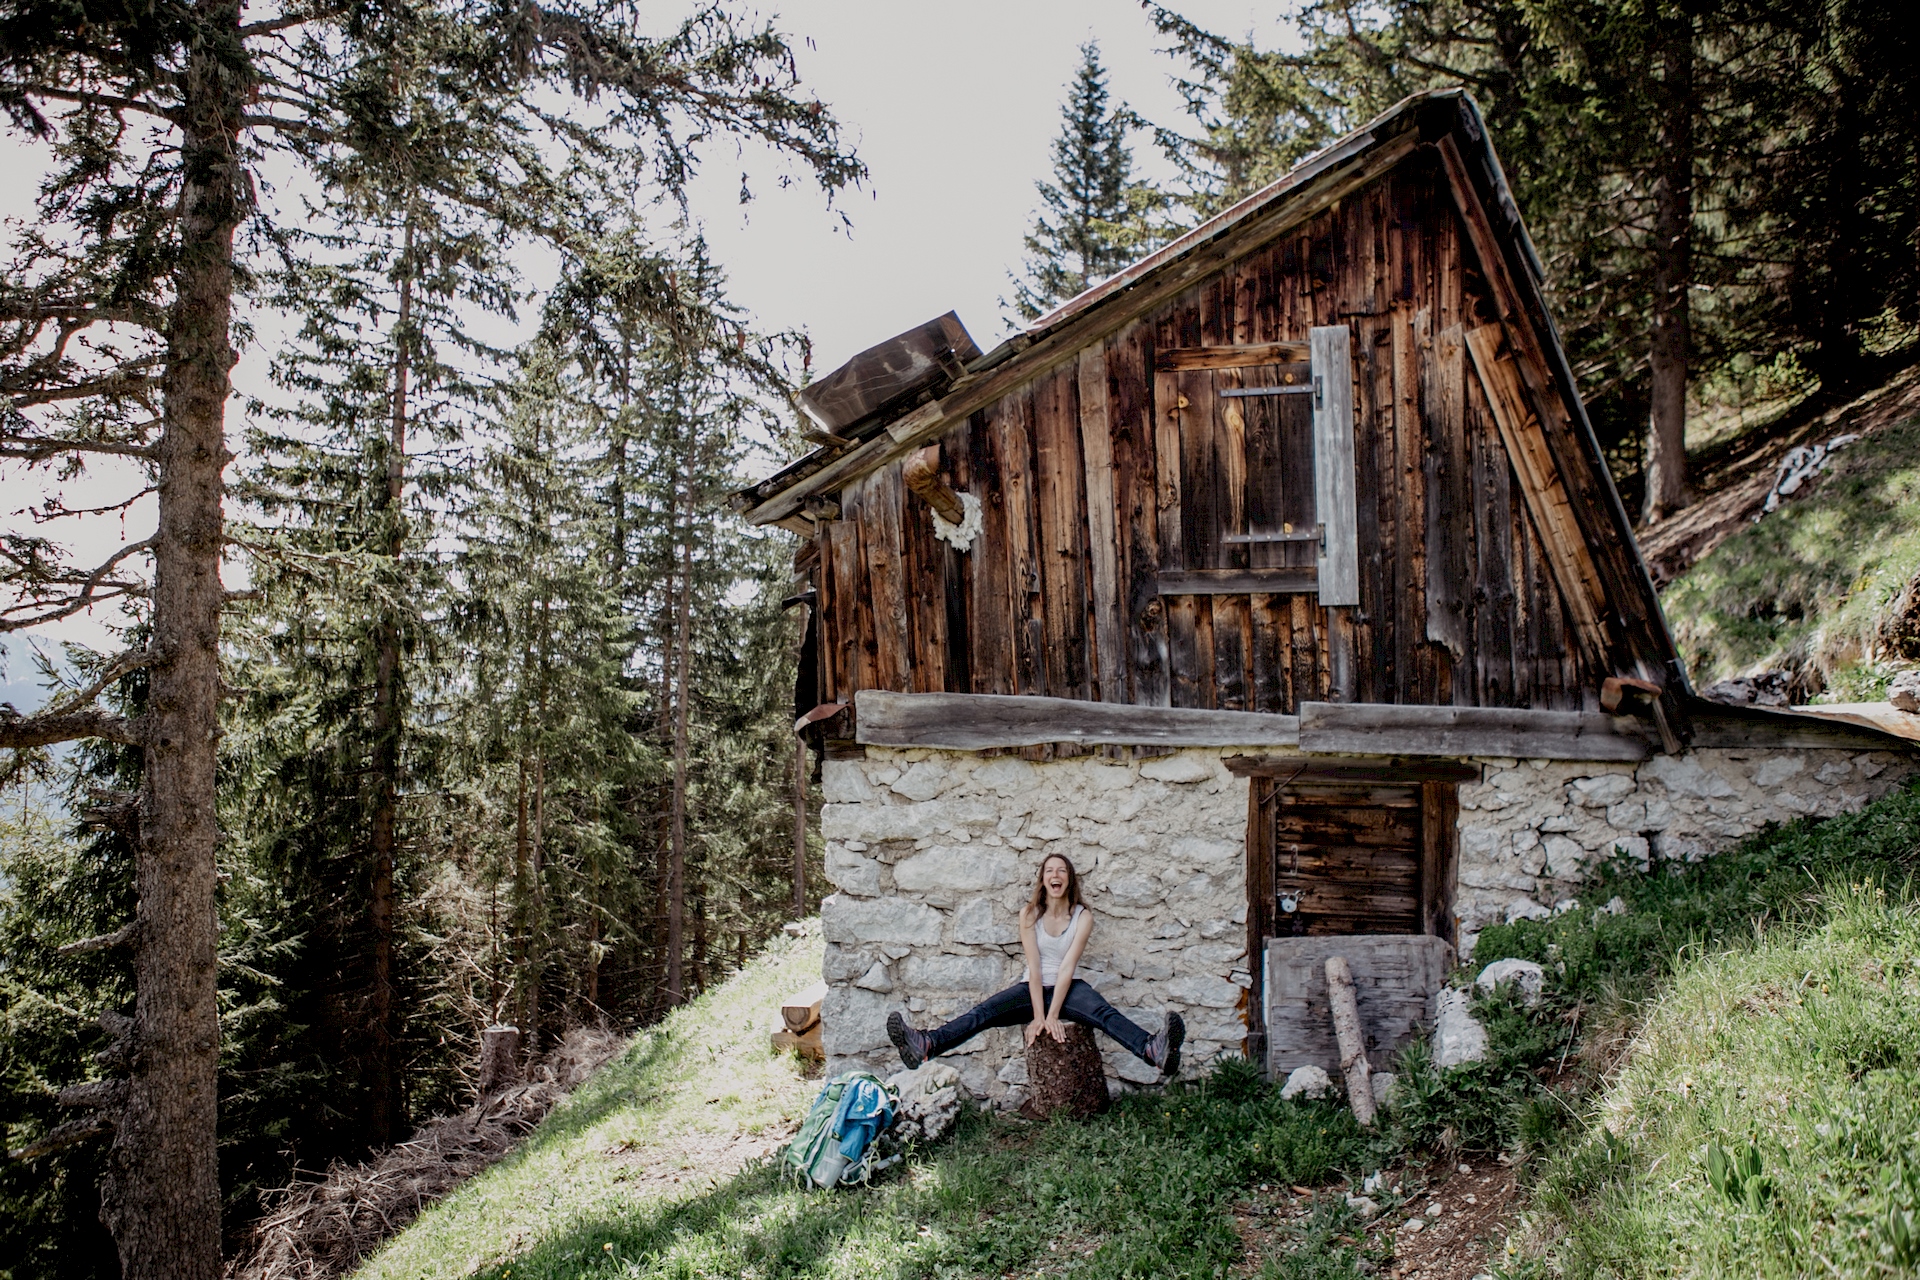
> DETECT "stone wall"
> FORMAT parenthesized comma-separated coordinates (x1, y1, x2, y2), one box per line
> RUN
(818, 740, 1915, 1105)
(818, 747, 1253, 1107)
(1454, 746, 1914, 956)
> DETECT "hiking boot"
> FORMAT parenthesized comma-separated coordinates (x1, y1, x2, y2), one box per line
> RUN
(887, 1011, 930, 1070)
(1148, 1012, 1185, 1079)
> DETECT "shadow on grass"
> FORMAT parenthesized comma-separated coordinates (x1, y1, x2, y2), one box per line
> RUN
(472, 1086, 1372, 1280)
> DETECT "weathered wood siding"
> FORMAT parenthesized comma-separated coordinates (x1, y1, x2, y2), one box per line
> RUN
(815, 152, 1596, 718)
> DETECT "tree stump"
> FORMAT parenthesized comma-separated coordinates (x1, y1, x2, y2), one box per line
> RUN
(477, 1025, 522, 1096)
(1020, 1023, 1111, 1120)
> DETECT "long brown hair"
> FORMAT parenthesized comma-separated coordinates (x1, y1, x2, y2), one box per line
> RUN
(1028, 853, 1083, 913)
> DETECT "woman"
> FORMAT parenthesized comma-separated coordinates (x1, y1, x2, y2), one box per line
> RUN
(886, 853, 1185, 1078)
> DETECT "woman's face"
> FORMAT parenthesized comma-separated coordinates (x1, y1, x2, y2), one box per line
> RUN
(1042, 858, 1071, 901)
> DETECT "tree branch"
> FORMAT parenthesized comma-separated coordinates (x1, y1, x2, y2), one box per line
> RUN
(0, 435, 159, 462)
(7, 1116, 114, 1162)
(57, 922, 139, 956)
(0, 538, 154, 633)
(15, 85, 180, 125)
(0, 706, 140, 748)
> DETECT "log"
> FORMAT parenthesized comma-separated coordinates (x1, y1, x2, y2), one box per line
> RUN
(771, 1022, 825, 1063)
(782, 980, 827, 1034)
(854, 689, 1300, 751)
(1021, 1023, 1111, 1121)
(1324, 957, 1375, 1127)
(1297, 700, 1651, 762)
(477, 1025, 522, 1096)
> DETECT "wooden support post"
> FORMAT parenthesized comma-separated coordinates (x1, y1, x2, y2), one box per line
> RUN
(1324, 956, 1376, 1127)
(903, 444, 966, 524)
(792, 735, 808, 916)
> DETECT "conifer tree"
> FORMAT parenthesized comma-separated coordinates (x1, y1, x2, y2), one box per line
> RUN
(1007, 42, 1158, 322)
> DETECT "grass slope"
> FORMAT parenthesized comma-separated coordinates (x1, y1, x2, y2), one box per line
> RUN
(1660, 398, 1920, 696)
(356, 930, 1380, 1280)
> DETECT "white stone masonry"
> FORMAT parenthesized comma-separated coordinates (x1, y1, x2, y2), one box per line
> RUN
(1453, 747, 1913, 955)
(818, 747, 1254, 1105)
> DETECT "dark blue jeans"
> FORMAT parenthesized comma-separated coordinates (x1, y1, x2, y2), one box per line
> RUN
(925, 980, 1154, 1062)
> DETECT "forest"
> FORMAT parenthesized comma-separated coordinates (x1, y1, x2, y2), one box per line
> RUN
(1, 1, 1916, 1278)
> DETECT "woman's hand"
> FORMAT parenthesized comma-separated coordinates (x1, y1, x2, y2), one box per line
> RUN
(1043, 1016, 1067, 1044)
(1023, 1020, 1043, 1046)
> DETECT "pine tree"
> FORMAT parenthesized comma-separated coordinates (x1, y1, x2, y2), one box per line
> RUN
(1007, 42, 1158, 322)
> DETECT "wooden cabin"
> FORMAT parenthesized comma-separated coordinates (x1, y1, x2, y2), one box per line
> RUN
(736, 91, 1915, 1095)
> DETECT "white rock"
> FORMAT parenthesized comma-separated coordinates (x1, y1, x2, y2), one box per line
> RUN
(892, 846, 1014, 894)
(1891, 671, 1920, 713)
(1370, 1072, 1398, 1108)
(1105, 873, 1165, 907)
(854, 961, 894, 993)
(1601, 896, 1628, 916)
(1170, 835, 1239, 866)
(1544, 835, 1588, 879)
(1345, 1194, 1382, 1220)
(1140, 754, 1215, 784)
(1642, 754, 1738, 799)
(899, 952, 1005, 992)
(821, 896, 946, 946)
(825, 844, 880, 896)
(1504, 897, 1553, 924)
(1606, 835, 1651, 870)
(887, 1062, 963, 1144)
(1402, 1218, 1426, 1234)
(1167, 974, 1243, 1008)
(951, 897, 1016, 945)
(1475, 958, 1545, 1006)
(996, 1057, 1028, 1085)
(1280, 1065, 1334, 1100)
(972, 756, 1037, 796)
(1753, 754, 1806, 787)
(1569, 774, 1635, 807)
(821, 761, 877, 804)
(890, 760, 949, 802)
(1431, 989, 1488, 1068)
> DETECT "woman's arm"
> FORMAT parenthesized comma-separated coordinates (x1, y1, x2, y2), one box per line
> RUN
(1042, 912, 1096, 1039)
(1018, 904, 1047, 1042)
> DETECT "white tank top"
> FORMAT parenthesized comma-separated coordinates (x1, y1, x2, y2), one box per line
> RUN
(1023, 904, 1085, 987)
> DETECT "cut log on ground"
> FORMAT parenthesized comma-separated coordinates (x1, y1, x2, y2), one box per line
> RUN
(1325, 956, 1376, 1127)
(770, 1022, 824, 1063)
(782, 980, 827, 1033)
(1021, 1023, 1111, 1121)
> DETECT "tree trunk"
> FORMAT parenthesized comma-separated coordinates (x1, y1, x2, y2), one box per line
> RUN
(1643, 11, 1695, 524)
(1325, 955, 1376, 1127)
(99, 6, 241, 1275)
(365, 216, 414, 1149)
(667, 472, 690, 1005)
(792, 736, 807, 917)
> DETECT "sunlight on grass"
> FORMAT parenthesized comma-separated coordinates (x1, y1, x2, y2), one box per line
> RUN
(1661, 416, 1920, 688)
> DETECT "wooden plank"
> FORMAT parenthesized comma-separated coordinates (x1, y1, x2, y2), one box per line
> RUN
(1310, 324, 1359, 607)
(966, 408, 1014, 695)
(853, 689, 1302, 749)
(1250, 594, 1285, 713)
(1298, 700, 1651, 761)
(1156, 341, 1311, 370)
(900, 457, 949, 693)
(1108, 323, 1170, 706)
(1159, 568, 1319, 595)
(1179, 366, 1222, 570)
(1001, 388, 1046, 695)
(826, 518, 869, 701)
(1033, 365, 1090, 699)
(795, 312, 978, 435)
(1466, 362, 1517, 705)
(1686, 703, 1915, 751)
(1420, 781, 1460, 944)
(940, 428, 973, 693)
(814, 525, 838, 703)
(1424, 323, 1472, 692)
(1245, 780, 1277, 1062)
(863, 468, 911, 690)
(1264, 935, 1453, 1076)
(1390, 305, 1423, 702)
(1463, 322, 1610, 673)
(1077, 346, 1126, 703)
(1224, 756, 1482, 783)
(1213, 593, 1251, 711)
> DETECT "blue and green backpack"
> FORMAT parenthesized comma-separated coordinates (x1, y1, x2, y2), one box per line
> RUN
(783, 1071, 898, 1188)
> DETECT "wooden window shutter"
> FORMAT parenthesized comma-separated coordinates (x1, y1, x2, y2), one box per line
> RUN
(1310, 325, 1359, 607)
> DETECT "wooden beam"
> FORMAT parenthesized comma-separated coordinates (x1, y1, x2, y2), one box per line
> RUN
(1462, 323, 1611, 673)
(853, 689, 1301, 750)
(1156, 342, 1310, 371)
(1686, 702, 1918, 751)
(1158, 568, 1319, 596)
(1223, 755, 1482, 783)
(1310, 325, 1360, 608)
(740, 131, 1423, 528)
(1298, 700, 1650, 761)
(1078, 347, 1127, 704)
(901, 444, 965, 524)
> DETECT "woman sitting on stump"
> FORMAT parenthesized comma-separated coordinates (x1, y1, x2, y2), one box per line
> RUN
(887, 853, 1184, 1077)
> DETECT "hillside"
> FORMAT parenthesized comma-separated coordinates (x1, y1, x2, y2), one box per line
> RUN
(1645, 364, 1920, 700)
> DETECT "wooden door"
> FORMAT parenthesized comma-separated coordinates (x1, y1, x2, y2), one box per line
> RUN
(1268, 781, 1424, 936)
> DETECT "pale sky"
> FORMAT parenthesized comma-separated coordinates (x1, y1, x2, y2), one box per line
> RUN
(0, 2, 1295, 704)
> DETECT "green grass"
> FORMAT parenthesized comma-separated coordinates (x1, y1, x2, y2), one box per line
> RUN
(1528, 886, 1920, 1277)
(1661, 412, 1920, 690)
(355, 933, 1376, 1280)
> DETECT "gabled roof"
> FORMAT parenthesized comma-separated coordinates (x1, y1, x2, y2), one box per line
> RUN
(732, 89, 1692, 701)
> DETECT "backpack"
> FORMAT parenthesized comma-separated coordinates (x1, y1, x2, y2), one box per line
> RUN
(783, 1071, 898, 1188)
